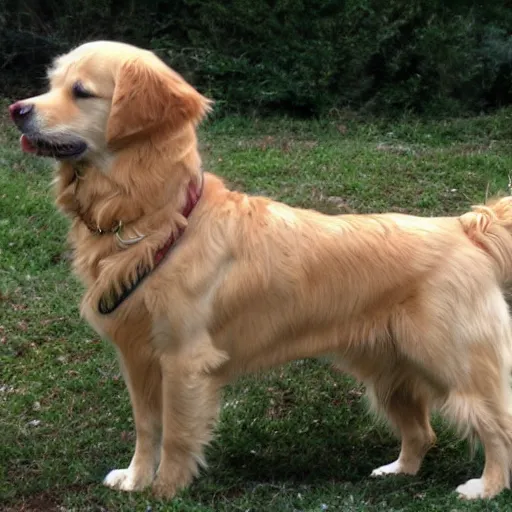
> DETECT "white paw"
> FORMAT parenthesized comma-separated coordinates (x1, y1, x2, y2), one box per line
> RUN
(371, 459, 403, 476)
(103, 467, 152, 492)
(456, 478, 485, 500)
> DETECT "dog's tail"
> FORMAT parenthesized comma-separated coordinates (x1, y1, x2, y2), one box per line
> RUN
(459, 196, 512, 285)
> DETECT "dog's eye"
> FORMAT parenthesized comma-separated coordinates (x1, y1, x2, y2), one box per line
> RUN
(72, 81, 95, 99)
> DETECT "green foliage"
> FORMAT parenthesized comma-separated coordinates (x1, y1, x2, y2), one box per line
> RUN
(2, 0, 512, 115)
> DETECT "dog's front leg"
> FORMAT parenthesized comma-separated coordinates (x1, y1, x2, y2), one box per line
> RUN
(152, 333, 227, 499)
(104, 346, 162, 492)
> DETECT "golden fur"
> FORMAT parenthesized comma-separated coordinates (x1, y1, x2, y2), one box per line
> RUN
(11, 40, 512, 500)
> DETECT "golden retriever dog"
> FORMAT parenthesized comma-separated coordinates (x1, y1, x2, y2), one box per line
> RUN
(9, 40, 512, 501)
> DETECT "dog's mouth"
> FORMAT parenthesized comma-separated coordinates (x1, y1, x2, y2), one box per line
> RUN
(20, 133, 88, 159)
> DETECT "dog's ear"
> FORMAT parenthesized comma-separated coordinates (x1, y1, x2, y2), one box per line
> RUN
(106, 57, 212, 144)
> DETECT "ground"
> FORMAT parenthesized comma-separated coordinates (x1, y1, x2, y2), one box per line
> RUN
(2, 108, 512, 511)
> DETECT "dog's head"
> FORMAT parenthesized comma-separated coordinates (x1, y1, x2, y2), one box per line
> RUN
(9, 41, 212, 164)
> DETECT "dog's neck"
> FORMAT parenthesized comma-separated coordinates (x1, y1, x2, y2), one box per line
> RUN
(55, 123, 204, 287)
(56, 124, 203, 234)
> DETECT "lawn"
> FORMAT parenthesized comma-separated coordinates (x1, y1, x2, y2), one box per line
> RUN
(2, 108, 512, 511)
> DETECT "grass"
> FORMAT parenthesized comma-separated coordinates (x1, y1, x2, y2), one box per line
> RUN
(2, 106, 512, 511)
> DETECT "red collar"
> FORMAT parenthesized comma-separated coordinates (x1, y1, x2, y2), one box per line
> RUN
(153, 178, 202, 265)
(98, 178, 203, 315)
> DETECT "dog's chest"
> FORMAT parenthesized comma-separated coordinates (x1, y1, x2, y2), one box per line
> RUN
(80, 293, 153, 349)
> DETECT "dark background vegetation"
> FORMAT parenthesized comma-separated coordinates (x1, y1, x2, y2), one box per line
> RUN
(2, 0, 512, 116)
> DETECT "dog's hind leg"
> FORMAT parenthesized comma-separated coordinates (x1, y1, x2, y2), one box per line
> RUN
(438, 287, 512, 499)
(405, 285, 512, 499)
(449, 394, 512, 499)
(441, 345, 512, 499)
(368, 372, 436, 477)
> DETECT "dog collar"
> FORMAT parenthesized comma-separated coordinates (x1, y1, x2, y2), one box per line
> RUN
(97, 179, 203, 315)
(70, 167, 125, 235)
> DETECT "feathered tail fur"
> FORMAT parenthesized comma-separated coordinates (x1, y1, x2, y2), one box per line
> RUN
(460, 196, 512, 287)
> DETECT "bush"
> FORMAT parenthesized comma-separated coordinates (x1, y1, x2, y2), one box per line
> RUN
(2, 0, 512, 116)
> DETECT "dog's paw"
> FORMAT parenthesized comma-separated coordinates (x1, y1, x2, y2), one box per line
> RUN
(371, 459, 404, 477)
(152, 467, 194, 499)
(103, 467, 153, 492)
(371, 458, 420, 477)
(456, 478, 486, 500)
(152, 476, 179, 500)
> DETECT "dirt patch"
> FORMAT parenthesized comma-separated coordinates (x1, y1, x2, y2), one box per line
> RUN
(5, 484, 98, 512)
(266, 387, 296, 420)
(5, 491, 62, 512)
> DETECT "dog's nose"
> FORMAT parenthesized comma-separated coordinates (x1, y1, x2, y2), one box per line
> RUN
(9, 102, 34, 128)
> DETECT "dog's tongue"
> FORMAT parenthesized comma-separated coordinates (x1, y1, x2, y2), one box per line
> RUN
(20, 134, 37, 154)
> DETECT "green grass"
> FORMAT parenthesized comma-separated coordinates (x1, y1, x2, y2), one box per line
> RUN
(2, 108, 512, 511)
